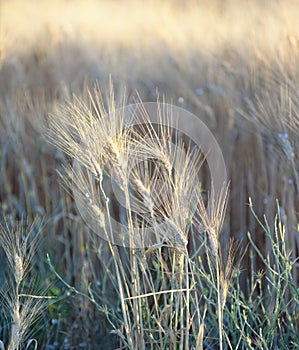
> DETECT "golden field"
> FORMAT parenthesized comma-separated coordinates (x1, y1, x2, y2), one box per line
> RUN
(0, 0, 298, 348)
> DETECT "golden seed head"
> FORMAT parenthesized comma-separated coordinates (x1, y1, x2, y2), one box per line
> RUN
(14, 253, 24, 284)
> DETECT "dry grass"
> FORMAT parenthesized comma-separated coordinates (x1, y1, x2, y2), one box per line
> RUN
(0, 219, 51, 350)
(0, 0, 298, 348)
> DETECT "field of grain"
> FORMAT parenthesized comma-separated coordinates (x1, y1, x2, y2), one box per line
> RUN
(0, 0, 298, 349)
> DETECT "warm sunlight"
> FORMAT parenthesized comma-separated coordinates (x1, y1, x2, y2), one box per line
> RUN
(0, 0, 298, 349)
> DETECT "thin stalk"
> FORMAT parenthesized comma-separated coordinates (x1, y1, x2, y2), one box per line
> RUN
(105, 198, 134, 349)
(216, 256, 223, 350)
(184, 254, 190, 350)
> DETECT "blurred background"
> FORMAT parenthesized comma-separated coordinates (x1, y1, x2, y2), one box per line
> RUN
(0, 0, 298, 348)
